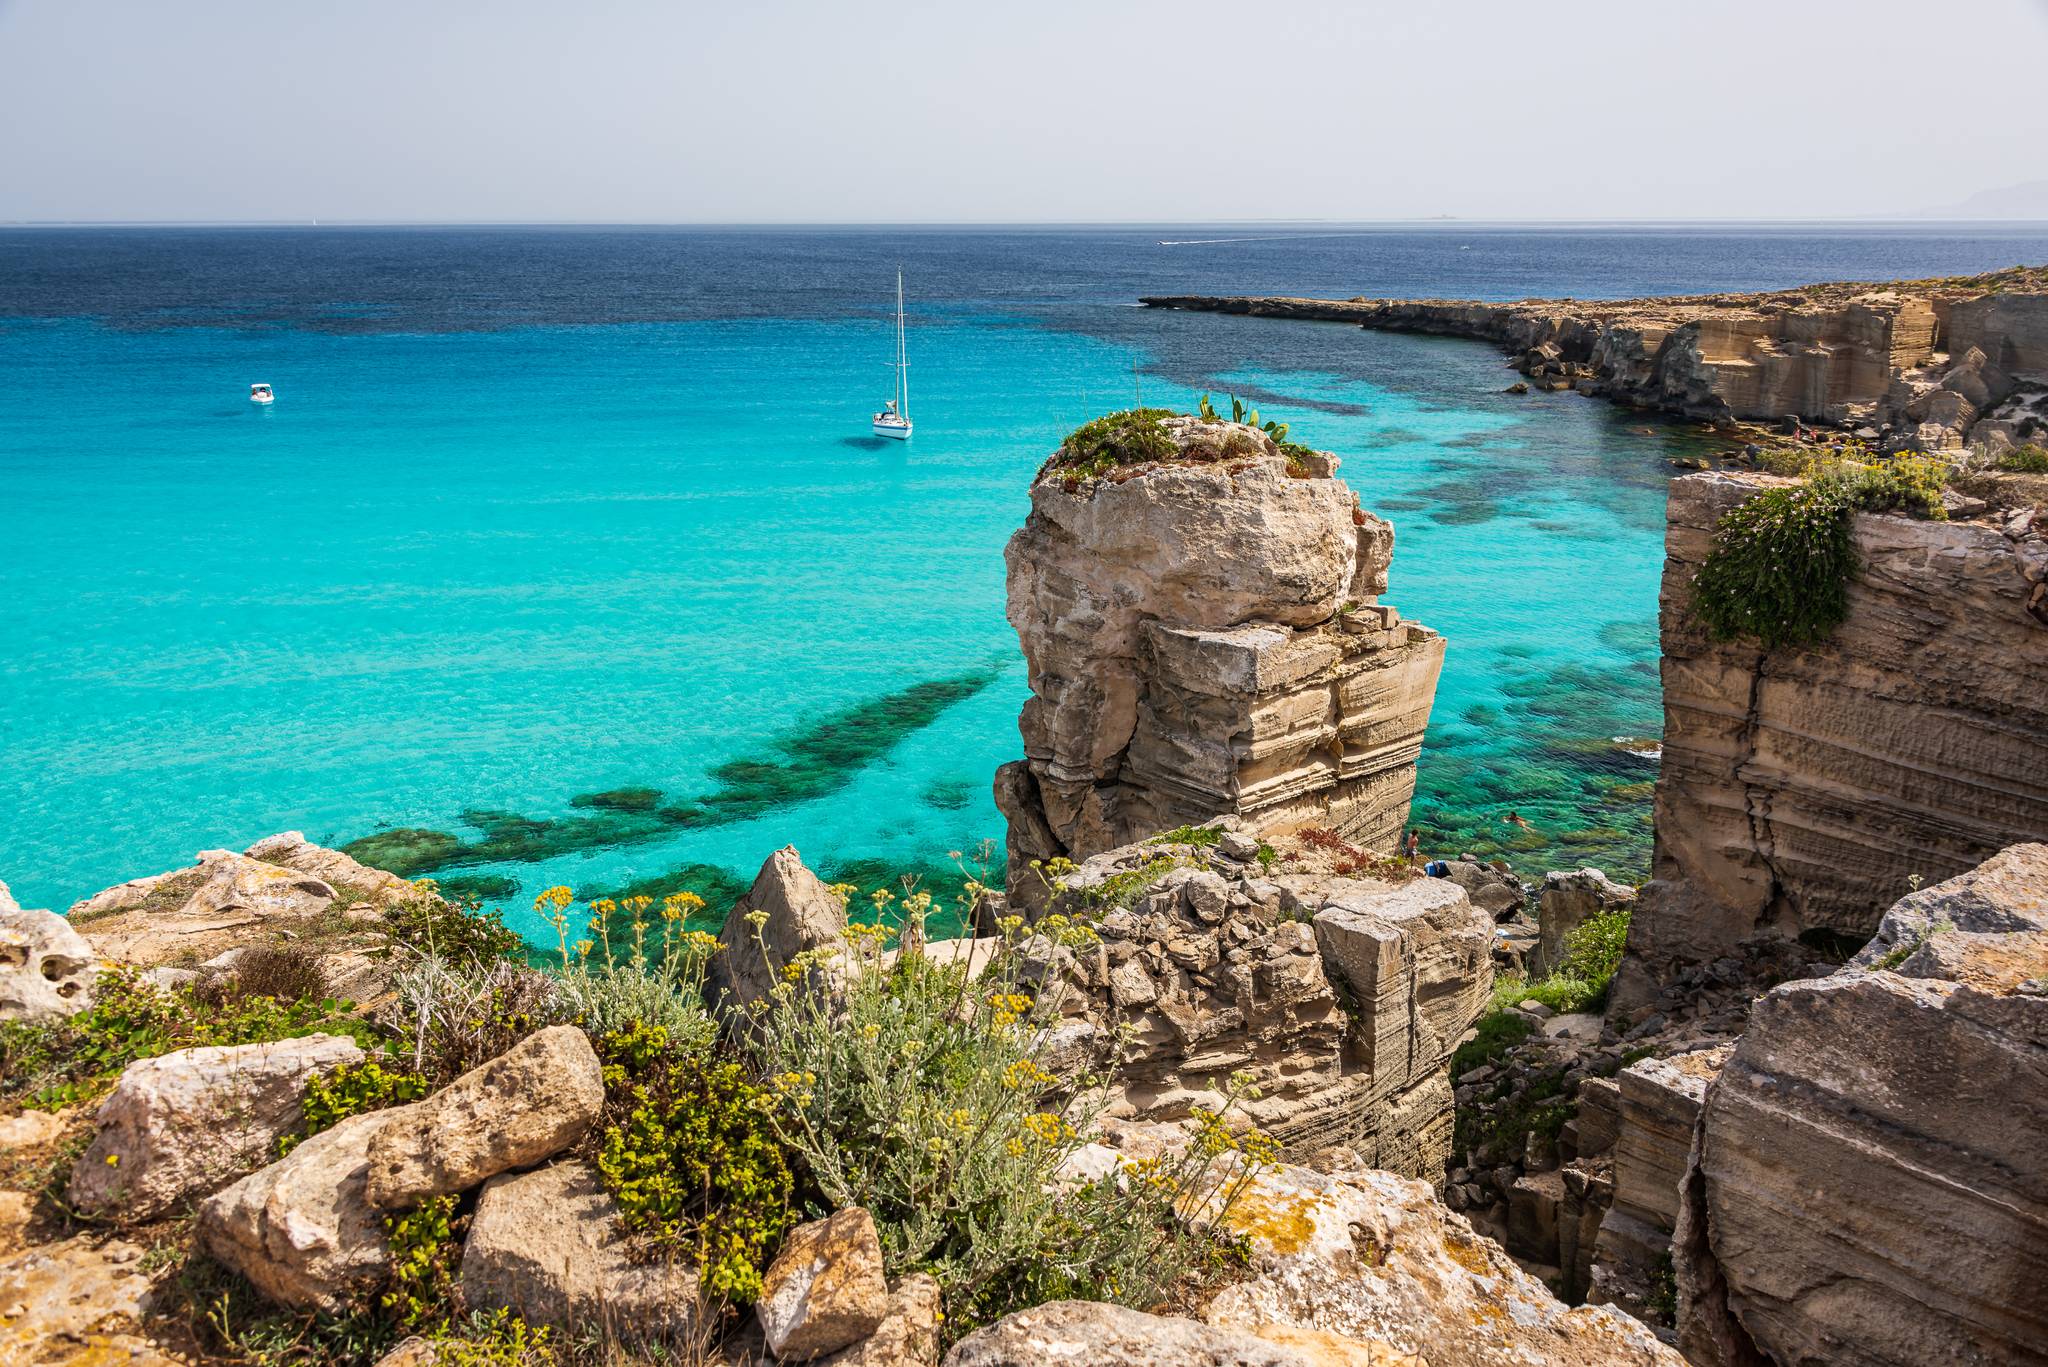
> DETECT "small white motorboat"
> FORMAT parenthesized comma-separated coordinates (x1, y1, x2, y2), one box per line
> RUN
(871, 270, 912, 440)
(249, 383, 275, 405)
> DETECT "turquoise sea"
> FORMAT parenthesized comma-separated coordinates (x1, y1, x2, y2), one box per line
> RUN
(6, 225, 2046, 936)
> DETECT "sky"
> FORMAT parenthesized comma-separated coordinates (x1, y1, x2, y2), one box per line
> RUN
(4, 0, 2047, 224)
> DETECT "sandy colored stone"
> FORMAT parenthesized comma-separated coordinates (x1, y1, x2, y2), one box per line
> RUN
(757, 1208, 890, 1361)
(197, 1110, 394, 1312)
(0, 1234, 182, 1366)
(0, 902, 99, 1023)
(1675, 845, 2048, 1366)
(68, 1033, 366, 1221)
(817, 1272, 941, 1367)
(459, 1161, 699, 1344)
(708, 845, 848, 1020)
(364, 1024, 603, 1209)
(943, 1300, 1303, 1367)
(1207, 1160, 1684, 1366)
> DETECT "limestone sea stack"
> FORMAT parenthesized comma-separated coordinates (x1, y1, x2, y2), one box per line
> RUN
(996, 415, 1444, 903)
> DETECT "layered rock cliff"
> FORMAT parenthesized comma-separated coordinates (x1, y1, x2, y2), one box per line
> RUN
(1029, 822, 1492, 1175)
(1673, 843, 2048, 1367)
(1143, 266, 2048, 452)
(996, 416, 1444, 904)
(1619, 471, 2048, 994)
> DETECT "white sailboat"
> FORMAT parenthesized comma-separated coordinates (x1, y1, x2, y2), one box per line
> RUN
(872, 269, 912, 440)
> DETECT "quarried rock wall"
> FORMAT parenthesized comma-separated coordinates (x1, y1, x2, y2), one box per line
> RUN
(1620, 472, 2048, 993)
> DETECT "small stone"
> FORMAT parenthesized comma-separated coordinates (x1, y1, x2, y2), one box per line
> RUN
(1218, 832, 1261, 861)
(758, 1208, 891, 1361)
(1517, 999, 1554, 1020)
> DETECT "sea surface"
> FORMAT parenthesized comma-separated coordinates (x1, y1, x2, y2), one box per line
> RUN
(6, 223, 2046, 937)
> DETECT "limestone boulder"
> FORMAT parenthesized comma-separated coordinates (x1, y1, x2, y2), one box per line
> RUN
(1209, 1160, 1684, 1367)
(198, 1110, 395, 1312)
(817, 1272, 941, 1367)
(757, 1207, 891, 1361)
(708, 846, 848, 1021)
(1442, 859, 1526, 920)
(458, 1161, 699, 1343)
(364, 1024, 603, 1209)
(1536, 868, 1635, 974)
(243, 831, 419, 906)
(0, 1234, 179, 1367)
(67, 1033, 366, 1221)
(1675, 844, 2048, 1366)
(942, 1301, 1304, 1367)
(0, 900, 99, 1023)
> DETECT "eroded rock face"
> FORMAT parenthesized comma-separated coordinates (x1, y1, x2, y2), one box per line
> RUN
(68, 833, 430, 996)
(1210, 1159, 1684, 1367)
(943, 1300, 1307, 1367)
(459, 1161, 699, 1344)
(999, 421, 1443, 900)
(817, 1272, 940, 1367)
(0, 899, 99, 1023)
(1620, 472, 2048, 999)
(757, 1208, 891, 1361)
(198, 1110, 395, 1312)
(67, 1033, 367, 1222)
(0, 1234, 179, 1367)
(1675, 844, 2048, 1366)
(708, 845, 849, 1021)
(1031, 827, 1490, 1174)
(364, 1024, 603, 1209)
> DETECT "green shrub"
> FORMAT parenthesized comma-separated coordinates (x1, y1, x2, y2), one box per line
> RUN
(535, 885, 722, 1044)
(747, 896, 1266, 1342)
(1450, 1010, 1535, 1077)
(1147, 824, 1223, 849)
(430, 1310, 557, 1366)
(384, 958, 569, 1086)
(193, 946, 331, 1008)
(1053, 409, 1177, 477)
(386, 892, 529, 966)
(0, 966, 372, 1112)
(1998, 443, 2048, 473)
(383, 1194, 463, 1330)
(1691, 458, 1949, 649)
(283, 1058, 431, 1156)
(593, 1021, 794, 1304)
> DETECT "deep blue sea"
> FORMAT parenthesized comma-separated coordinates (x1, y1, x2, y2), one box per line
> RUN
(6, 224, 2046, 935)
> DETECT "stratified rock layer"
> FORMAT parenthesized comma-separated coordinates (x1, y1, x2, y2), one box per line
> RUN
(1675, 844, 2048, 1366)
(1621, 472, 2048, 992)
(1032, 826, 1490, 1174)
(998, 420, 1442, 899)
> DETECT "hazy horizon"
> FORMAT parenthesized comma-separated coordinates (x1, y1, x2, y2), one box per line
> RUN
(5, 0, 2048, 225)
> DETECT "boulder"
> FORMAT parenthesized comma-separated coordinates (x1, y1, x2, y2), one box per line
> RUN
(0, 1234, 180, 1367)
(0, 901, 99, 1022)
(1443, 860, 1526, 920)
(364, 1024, 603, 1209)
(817, 1272, 941, 1367)
(708, 846, 848, 1021)
(1208, 1159, 1684, 1366)
(942, 1301, 1304, 1367)
(757, 1208, 892, 1361)
(1535, 869, 1634, 974)
(458, 1161, 699, 1343)
(198, 1110, 395, 1312)
(1675, 844, 2048, 1366)
(243, 831, 419, 906)
(67, 1033, 366, 1221)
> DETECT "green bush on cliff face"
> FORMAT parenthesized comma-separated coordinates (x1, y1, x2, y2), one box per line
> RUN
(1999, 443, 2048, 473)
(1691, 457, 1949, 650)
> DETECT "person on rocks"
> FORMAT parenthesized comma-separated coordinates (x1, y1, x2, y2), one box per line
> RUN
(1404, 830, 1421, 864)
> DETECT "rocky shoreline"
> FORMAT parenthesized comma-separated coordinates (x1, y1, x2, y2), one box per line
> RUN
(1142, 266, 2048, 454)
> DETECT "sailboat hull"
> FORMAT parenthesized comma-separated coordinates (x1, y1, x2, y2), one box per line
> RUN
(872, 417, 913, 440)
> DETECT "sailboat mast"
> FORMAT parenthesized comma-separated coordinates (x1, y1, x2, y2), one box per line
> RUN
(896, 268, 909, 418)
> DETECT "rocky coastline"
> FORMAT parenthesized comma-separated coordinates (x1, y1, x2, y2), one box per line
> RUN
(1142, 266, 2048, 454)
(4, 398, 2047, 1366)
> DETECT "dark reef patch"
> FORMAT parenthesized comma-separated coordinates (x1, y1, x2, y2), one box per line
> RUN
(920, 776, 980, 811)
(341, 667, 1002, 877)
(429, 872, 520, 903)
(570, 787, 665, 813)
